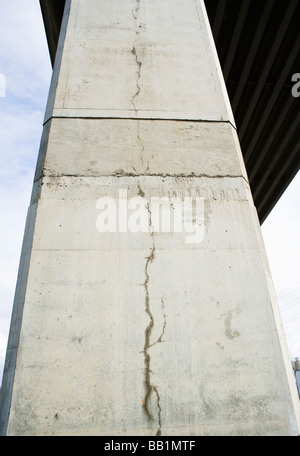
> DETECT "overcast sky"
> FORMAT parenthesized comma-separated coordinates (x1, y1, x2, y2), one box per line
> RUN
(0, 0, 299, 385)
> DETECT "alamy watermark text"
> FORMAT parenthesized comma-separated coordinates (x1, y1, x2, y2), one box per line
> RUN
(96, 189, 205, 244)
(291, 73, 300, 98)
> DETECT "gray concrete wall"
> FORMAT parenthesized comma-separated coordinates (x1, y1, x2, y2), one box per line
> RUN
(1, 0, 299, 436)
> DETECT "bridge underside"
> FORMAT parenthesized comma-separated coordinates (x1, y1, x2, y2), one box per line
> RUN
(40, 0, 300, 223)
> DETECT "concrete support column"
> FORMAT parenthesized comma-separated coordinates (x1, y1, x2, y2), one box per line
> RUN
(1, 0, 299, 435)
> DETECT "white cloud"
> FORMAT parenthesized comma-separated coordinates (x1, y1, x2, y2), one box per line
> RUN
(0, 0, 51, 104)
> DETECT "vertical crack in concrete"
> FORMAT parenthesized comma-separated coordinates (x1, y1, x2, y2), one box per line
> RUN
(141, 190, 163, 435)
(130, 46, 142, 113)
(131, 0, 142, 83)
(131, 46, 146, 171)
(132, 0, 141, 21)
(143, 202, 155, 421)
(136, 120, 149, 173)
(153, 385, 162, 436)
(150, 298, 166, 437)
(130, 0, 142, 113)
(137, 182, 145, 198)
(130, 1, 148, 173)
(131, 5, 161, 433)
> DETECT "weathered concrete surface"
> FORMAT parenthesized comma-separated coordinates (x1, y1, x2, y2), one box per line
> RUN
(44, 0, 234, 124)
(35, 118, 246, 180)
(1, 0, 299, 436)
